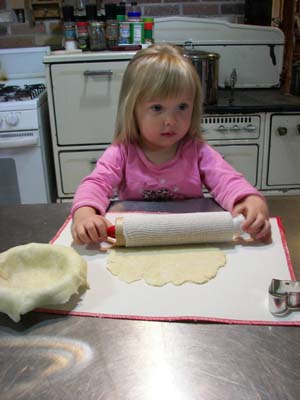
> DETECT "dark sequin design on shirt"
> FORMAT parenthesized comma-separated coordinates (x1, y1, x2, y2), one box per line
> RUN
(142, 188, 175, 201)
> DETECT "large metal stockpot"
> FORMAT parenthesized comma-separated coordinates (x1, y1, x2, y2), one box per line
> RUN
(183, 42, 220, 105)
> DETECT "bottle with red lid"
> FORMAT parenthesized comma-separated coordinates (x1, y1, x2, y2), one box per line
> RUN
(76, 21, 89, 51)
(144, 17, 154, 44)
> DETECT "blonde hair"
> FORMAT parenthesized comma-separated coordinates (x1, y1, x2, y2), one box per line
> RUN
(114, 43, 203, 144)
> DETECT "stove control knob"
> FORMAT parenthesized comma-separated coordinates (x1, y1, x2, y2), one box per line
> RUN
(245, 124, 256, 132)
(6, 113, 19, 127)
(277, 127, 287, 136)
(230, 124, 241, 132)
(217, 125, 228, 132)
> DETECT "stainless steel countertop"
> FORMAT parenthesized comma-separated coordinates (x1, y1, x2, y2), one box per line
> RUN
(0, 197, 300, 400)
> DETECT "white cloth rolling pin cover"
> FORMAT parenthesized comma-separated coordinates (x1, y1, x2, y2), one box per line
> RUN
(115, 212, 245, 247)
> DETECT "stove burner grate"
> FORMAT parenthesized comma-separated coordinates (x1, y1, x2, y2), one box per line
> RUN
(0, 84, 46, 102)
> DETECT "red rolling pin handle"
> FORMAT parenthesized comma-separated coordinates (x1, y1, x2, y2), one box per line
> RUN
(106, 225, 116, 238)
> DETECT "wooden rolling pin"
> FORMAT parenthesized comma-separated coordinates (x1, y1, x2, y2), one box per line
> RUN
(106, 212, 245, 247)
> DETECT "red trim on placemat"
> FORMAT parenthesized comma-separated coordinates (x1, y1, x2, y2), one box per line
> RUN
(50, 214, 72, 244)
(35, 308, 300, 326)
(275, 216, 295, 280)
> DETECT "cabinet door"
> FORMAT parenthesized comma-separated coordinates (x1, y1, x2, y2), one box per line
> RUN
(213, 144, 259, 187)
(267, 114, 300, 186)
(51, 61, 129, 145)
(59, 149, 106, 194)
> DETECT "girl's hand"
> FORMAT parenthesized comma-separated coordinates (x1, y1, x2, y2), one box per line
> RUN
(232, 195, 272, 242)
(71, 206, 113, 244)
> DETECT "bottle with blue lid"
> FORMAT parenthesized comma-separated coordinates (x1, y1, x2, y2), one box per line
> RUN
(127, 1, 144, 44)
(127, 1, 141, 21)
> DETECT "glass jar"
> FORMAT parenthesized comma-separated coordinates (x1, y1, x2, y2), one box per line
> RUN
(89, 21, 106, 51)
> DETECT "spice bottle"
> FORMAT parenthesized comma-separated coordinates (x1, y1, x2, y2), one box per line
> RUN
(144, 17, 154, 44)
(62, 5, 77, 50)
(106, 19, 119, 49)
(76, 21, 89, 51)
(130, 21, 144, 44)
(127, 1, 143, 44)
(117, 15, 130, 45)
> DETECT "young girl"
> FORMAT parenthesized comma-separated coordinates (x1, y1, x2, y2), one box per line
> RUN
(71, 44, 271, 244)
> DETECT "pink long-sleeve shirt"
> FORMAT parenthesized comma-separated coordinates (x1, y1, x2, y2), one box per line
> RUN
(71, 137, 261, 216)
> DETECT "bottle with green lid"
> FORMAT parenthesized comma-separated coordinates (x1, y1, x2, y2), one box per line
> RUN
(118, 14, 131, 45)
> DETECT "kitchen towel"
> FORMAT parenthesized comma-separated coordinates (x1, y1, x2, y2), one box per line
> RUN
(41, 213, 300, 325)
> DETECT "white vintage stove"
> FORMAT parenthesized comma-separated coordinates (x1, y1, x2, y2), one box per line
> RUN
(0, 47, 56, 205)
(155, 17, 300, 194)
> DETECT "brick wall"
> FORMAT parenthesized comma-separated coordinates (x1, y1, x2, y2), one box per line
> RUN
(0, 0, 245, 49)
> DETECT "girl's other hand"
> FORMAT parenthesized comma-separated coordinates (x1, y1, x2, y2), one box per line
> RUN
(71, 206, 113, 244)
(232, 195, 272, 243)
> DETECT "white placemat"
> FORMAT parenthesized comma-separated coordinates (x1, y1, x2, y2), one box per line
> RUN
(42, 213, 299, 325)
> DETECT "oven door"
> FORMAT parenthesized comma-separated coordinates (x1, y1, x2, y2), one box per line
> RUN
(212, 144, 260, 187)
(0, 131, 50, 205)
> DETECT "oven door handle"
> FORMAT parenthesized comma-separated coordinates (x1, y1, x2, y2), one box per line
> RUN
(83, 70, 113, 77)
(0, 132, 39, 148)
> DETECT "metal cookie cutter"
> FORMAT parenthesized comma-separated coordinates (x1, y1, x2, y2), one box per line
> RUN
(269, 279, 300, 316)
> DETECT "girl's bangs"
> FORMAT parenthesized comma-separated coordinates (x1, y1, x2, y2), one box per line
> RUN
(139, 63, 195, 101)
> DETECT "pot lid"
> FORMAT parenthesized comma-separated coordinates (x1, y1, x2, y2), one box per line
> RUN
(183, 41, 220, 60)
(184, 50, 220, 60)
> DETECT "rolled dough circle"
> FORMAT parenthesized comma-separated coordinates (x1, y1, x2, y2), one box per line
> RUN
(107, 245, 226, 286)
